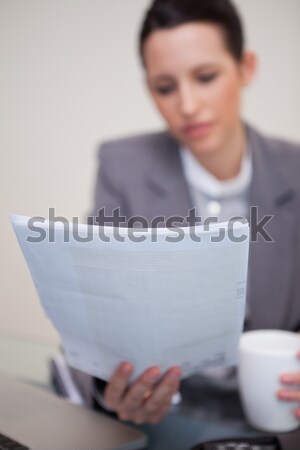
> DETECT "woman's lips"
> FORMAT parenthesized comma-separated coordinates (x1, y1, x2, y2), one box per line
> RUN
(183, 122, 214, 139)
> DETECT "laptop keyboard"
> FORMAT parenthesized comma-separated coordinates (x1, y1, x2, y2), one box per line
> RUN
(0, 433, 29, 450)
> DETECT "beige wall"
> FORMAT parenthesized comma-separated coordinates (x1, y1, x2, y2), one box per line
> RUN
(1, 0, 300, 344)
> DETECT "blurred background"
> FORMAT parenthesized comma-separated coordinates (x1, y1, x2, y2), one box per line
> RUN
(1, 0, 300, 345)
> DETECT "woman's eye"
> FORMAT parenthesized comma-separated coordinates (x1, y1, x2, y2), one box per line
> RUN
(198, 73, 218, 84)
(155, 85, 175, 95)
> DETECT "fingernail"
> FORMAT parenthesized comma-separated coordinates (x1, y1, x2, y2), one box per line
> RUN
(278, 391, 286, 399)
(120, 363, 132, 375)
(147, 369, 160, 383)
(278, 390, 291, 400)
(281, 375, 294, 383)
(167, 368, 181, 382)
(294, 409, 300, 419)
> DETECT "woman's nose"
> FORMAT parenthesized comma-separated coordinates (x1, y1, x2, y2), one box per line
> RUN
(178, 85, 200, 118)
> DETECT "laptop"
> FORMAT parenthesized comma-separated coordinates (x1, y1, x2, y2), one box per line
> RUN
(0, 374, 147, 450)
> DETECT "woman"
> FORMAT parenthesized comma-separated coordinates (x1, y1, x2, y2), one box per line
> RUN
(81, 0, 300, 425)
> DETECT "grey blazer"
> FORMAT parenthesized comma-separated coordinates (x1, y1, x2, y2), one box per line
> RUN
(72, 123, 300, 406)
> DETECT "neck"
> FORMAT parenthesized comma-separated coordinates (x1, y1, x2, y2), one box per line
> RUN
(190, 122, 246, 181)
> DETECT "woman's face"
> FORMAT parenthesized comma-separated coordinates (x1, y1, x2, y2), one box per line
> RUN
(144, 22, 256, 158)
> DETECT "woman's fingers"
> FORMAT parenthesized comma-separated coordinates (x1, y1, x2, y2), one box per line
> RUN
(119, 367, 161, 420)
(150, 403, 173, 424)
(130, 367, 181, 424)
(104, 362, 134, 410)
(104, 363, 181, 424)
(280, 372, 300, 385)
(277, 389, 300, 402)
(280, 350, 300, 385)
(143, 367, 181, 416)
(294, 408, 300, 420)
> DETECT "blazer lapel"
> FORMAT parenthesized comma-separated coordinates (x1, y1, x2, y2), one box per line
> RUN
(144, 132, 194, 225)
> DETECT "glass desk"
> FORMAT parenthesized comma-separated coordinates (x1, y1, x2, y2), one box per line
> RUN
(0, 334, 298, 450)
(138, 375, 267, 450)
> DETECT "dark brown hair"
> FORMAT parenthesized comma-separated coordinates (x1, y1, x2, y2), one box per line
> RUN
(139, 0, 245, 65)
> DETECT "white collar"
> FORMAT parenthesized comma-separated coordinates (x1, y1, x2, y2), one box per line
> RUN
(179, 143, 252, 199)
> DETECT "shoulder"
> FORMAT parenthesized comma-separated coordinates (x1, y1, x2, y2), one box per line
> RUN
(98, 130, 174, 163)
(248, 123, 300, 180)
(248, 123, 300, 160)
(97, 130, 178, 184)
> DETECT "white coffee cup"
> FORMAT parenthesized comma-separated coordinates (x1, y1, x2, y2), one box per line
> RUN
(238, 330, 300, 433)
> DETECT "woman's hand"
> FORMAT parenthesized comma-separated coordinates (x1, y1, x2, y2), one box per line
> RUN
(103, 362, 181, 425)
(277, 351, 300, 420)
